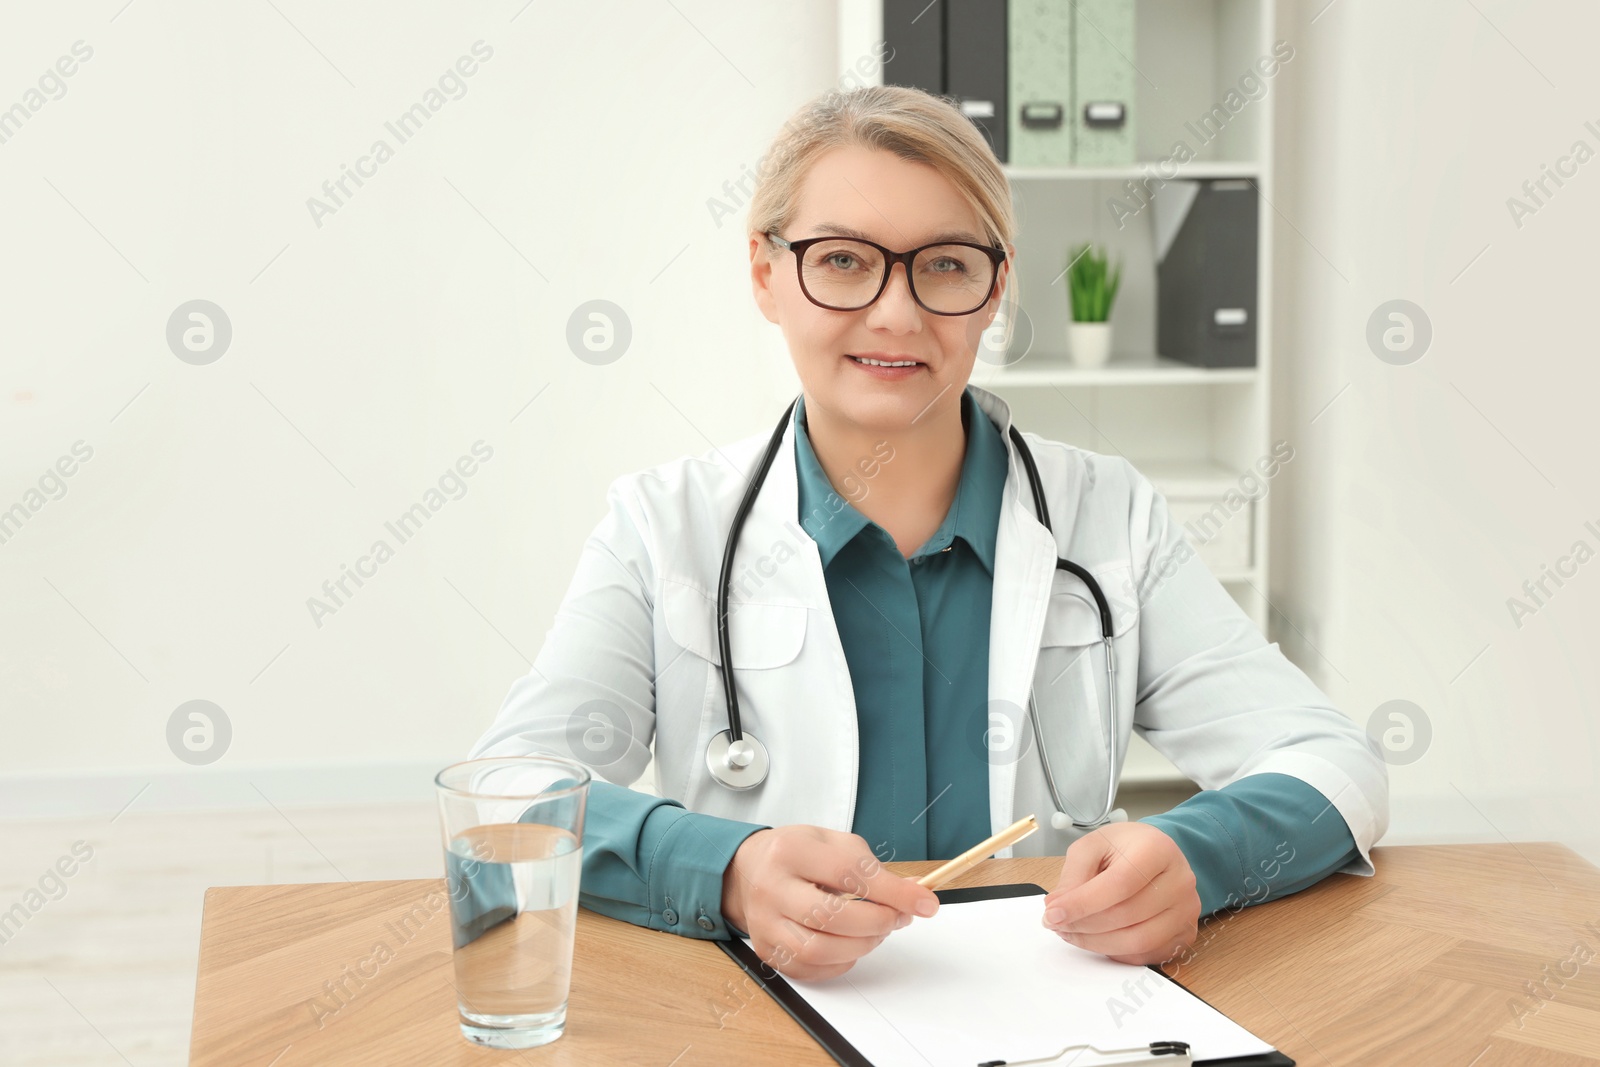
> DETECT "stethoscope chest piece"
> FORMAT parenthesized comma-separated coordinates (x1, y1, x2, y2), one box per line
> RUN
(705, 728, 770, 790)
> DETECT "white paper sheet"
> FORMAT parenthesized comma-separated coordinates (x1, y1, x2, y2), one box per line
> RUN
(749, 892, 1276, 1066)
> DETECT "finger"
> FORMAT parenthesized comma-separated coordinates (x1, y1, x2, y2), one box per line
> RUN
(1053, 829, 1115, 896)
(1047, 852, 1154, 927)
(780, 958, 855, 982)
(764, 945, 856, 983)
(853, 868, 939, 921)
(773, 914, 890, 969)
(748, 932, 855, 982)
(784, 880, 908, 939)
(1061, 904, 1193, 963)
(1043, 876, 1171, 934)
(773, 829, 880, 898)
(804, 839, 938, 921)
(766, 832, 926, 935)
(1048, 830, 1168, 919)
(1056, 857, 1196, 934)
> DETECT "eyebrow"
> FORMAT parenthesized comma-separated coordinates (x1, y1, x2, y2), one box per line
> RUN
(809, 222, 989, 246)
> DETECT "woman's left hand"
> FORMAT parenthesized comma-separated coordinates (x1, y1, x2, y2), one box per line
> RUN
(1042, 822, 1202, 965)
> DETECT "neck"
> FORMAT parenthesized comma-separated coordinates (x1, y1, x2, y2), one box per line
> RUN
(802, 390, 968, 546)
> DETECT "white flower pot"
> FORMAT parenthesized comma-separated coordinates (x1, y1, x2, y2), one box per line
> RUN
(1066, 321, 1113, 367)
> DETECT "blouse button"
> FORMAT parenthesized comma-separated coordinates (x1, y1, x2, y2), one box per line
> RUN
(662, 907, 678, 925)
(697, 915, 716, 931)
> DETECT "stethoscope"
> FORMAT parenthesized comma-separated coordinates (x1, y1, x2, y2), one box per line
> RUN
(705, 396, 1120, 831)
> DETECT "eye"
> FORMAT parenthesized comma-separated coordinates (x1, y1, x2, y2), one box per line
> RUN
(926, 256, 969, 275)
(824, 252, 862, 271)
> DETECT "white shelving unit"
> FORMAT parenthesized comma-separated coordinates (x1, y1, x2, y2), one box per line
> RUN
(1000, 160, 1261, 182)
(968, 353, 1257, 388)
(839, 0, 1279, 788)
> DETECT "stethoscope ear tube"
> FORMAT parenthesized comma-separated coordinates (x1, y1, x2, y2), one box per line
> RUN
(708, 396, 798, 787)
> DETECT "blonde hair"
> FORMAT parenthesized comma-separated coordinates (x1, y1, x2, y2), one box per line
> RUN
(747, 84, 1020, 349)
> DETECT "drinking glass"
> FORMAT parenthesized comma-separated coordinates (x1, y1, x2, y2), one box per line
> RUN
(435, 755, 590, 1049)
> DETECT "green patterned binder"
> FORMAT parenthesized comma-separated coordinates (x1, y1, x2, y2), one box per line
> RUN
(1072, 0, 1137, 165)
(1008, 0, 1075, 167)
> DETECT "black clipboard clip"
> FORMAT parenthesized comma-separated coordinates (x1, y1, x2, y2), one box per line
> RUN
(978, 1040, 1192, 1066)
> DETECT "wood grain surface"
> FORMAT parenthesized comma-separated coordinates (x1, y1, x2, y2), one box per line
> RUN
(188, 843, 1600, 1065)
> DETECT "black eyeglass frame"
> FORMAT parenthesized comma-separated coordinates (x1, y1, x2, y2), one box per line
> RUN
(764, 231, 1008, 316)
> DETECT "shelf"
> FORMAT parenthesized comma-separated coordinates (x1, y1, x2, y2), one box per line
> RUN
(841, 0, 1280, 655)
(970, 352, 1257, 387)
(1131, 458, 1252, 497)
(1003, 160, 1261, 182)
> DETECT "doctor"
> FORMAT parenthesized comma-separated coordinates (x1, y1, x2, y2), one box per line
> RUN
(471, 85, 1387, 982)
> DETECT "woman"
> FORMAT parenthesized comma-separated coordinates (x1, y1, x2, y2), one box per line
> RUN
(471, 85, 1387, 982)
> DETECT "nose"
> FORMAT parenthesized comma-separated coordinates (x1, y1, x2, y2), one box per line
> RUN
(865, 261, 922, 331)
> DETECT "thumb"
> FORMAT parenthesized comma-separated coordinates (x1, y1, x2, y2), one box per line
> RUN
(879, 873, 941, 919)
(1049, 830, 1114, 905)
(846, 851, 940, 919)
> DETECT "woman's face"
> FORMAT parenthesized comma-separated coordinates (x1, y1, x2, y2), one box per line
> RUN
(750, 144, 1012, 435)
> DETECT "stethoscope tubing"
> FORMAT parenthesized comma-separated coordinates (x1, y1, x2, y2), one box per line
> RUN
(710, 397, 1119, 828)
(715, 395, 800, 746)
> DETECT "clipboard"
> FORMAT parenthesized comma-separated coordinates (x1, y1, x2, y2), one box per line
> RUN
(715, 882, 1294, 1067)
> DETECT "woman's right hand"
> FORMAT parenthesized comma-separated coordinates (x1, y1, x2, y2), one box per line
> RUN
(720, 825, 940, 981)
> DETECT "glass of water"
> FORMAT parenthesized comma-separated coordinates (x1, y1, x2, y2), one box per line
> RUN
(434, 755, 590, 1049)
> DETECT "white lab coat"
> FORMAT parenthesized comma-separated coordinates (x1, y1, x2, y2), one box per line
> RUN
(473, 384, 1387, 874)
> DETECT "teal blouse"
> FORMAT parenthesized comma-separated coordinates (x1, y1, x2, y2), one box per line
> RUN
(572, 387, 1361, 938)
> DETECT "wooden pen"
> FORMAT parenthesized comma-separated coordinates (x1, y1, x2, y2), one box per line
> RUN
(843, 814, 1039, 904)
(915, 814, 1039, 891)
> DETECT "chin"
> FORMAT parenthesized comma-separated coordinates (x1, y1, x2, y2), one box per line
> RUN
(826, 386, 936, 430)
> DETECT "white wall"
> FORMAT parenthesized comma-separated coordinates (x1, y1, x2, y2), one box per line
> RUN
(0, 0, 832, 811)
(4, 0, 1596, 869)
(1269, 0, 1600, 862)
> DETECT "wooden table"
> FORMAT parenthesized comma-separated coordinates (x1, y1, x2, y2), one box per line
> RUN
(188, 844, 1600, 1065)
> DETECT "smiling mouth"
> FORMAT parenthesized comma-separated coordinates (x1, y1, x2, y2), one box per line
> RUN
(847, 355, 923, 368)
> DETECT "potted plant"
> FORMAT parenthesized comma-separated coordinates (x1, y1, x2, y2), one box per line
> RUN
(1065, 242, 1122, 367)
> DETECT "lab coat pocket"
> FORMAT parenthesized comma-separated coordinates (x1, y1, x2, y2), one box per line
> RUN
(1032, 564, 1139, 804)
(659, 580, 806, 668)
(658, 580, 808, 803)
(1039, 564, 1140, 648)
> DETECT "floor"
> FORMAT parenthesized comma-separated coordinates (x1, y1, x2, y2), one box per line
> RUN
(0, 785, 1196, 1066)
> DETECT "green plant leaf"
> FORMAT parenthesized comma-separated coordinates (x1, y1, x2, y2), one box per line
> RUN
(1064, 242, 1120, 322)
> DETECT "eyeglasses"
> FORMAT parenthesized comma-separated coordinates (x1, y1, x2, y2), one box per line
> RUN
(765, 231, 1007, 316)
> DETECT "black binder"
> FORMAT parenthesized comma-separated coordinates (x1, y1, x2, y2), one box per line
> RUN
(1155, 179, 1260, 368)
(882, 0, 1009, 162)
(715, 882, 1294, 1067)
(945, 0, 1009, 162)
(882, 0, 944, 96)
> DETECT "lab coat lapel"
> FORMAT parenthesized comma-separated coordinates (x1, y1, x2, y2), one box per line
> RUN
(716, 387, 1074, 846)
(727, 399, 860, 832)
(968, 385, 1073, 855)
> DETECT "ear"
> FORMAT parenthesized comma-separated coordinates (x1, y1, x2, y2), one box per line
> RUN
(750, 233, 780, 325)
